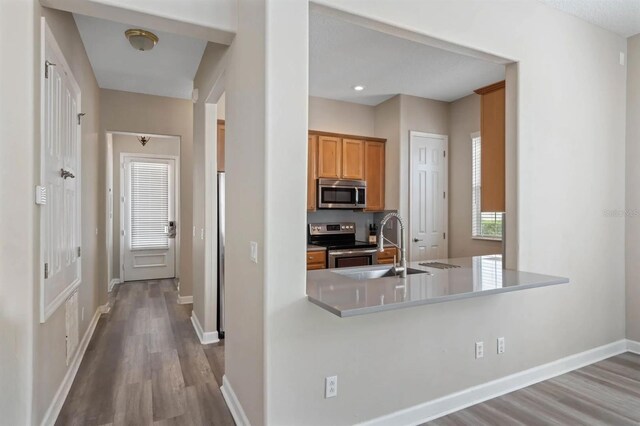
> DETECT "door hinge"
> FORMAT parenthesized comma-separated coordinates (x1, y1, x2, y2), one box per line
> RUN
(77, 247, 81, 257)
(443, 151, 446, 158)
(121, 230, 125, 236)
(77, 113, 86, 125)
(443, 191, 446, 199)
(44, 263, 49, 279)
(443, 232, 446, 239)
(45, 60, 56, 79)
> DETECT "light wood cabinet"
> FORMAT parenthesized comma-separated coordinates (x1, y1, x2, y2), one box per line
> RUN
(475, 81, 505, 212)
(317, 136, 342, 178)
(341, 139, 364, 180)
(364, 141, 385, 211)
(217, 120, 225, 172)
(307, 135, 317, 211)
(377, 247, 397, 265)
(307, 250, 326, 270)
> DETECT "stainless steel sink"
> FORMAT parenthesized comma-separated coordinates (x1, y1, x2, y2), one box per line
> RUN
(332, 266, 430, 281)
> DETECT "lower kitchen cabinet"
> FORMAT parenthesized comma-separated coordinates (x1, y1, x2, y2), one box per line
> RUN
(307, 250, 326, 270)
(377, 247, 398, 265)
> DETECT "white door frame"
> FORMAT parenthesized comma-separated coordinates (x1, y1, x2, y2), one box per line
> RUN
(119, 152, 180, 282)
(408, 131, 449, 261)
(39, 18, 82, 323)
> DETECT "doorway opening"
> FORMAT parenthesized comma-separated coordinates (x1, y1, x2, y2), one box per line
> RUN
(105, 132, 181, 287)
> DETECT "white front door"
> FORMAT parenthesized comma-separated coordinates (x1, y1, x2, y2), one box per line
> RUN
(122, 156, 176, 281)
(40, 21, 82, 322)
(409, 132, 448, 262)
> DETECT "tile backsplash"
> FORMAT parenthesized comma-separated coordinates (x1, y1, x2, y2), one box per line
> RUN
(307, 210, 399, 243)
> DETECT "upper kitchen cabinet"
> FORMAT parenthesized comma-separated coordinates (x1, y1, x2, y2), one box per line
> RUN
(217, 120, 225, 172)
(475, 81, 505, 212)
(307, 134, 318, 211)
(364, 141, 385, 211)
(341, 139, 365, 180)
(317, 135, 342, 178)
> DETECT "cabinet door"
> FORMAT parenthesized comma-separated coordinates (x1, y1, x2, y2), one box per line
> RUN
(477, 83, 505, 212)
(307, 135, 317, 211)
(217, 121, 225, 172)
(364, 141, 385, 211)
(341, 138, 364, 180)
(317, 136, 342, 178)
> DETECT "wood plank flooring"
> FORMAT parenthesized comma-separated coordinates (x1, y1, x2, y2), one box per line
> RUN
(426, 352, 640, 425)
(56, 280, 233, 426)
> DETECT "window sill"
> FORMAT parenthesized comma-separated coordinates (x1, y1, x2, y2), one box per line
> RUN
(472, 236, 502, 242)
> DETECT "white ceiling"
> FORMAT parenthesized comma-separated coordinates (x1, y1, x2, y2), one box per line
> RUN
(73, 14, 207, 99)
(539, 0, 640, 38)
(309, 13, 506, 106)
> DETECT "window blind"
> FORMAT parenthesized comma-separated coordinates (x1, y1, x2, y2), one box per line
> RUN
(130, 161, 170, 250)
(472, 136, 502, 240)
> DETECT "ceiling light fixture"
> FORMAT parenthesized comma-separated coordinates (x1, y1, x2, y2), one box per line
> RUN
(138, 135, 151, 147)
(353, 85, 365, 91)
(125, 29, 159, 52)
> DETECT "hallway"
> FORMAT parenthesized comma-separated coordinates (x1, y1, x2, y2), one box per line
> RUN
(56, 280, 233, 425)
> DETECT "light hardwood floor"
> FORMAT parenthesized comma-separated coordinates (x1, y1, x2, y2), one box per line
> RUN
(427, 352, 640, 425)
(56, 280, 233, 426)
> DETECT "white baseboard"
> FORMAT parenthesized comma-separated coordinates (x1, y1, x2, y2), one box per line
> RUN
(359, 339, 630, 426)
(40, 303, 109, 426)
(221, 375, 251, 426)
(627, 339, 640, 354)
(178, 294, 193, 304)
(108, 278, 121, 293)
(190, 311, 219, 344)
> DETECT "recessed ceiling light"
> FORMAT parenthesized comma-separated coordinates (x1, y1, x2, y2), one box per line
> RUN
(353, 85, 365, 91)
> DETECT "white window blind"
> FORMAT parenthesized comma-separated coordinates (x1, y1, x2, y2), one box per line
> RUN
(130, 161, 170, 250)
(472, 135, 503, 240)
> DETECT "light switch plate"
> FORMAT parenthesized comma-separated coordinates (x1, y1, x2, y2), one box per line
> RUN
(250, 241, 258, 263)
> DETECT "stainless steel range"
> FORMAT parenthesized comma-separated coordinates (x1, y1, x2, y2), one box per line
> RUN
(308, 222, 378, 268)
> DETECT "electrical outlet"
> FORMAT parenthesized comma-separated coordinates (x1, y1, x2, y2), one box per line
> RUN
(475, 341, 484, 359)
(497, 337, 505, 354)
(250, 241, 258, 263)
(325, 375, 337, 398)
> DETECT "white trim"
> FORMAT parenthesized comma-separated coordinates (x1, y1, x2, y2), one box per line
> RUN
(190, 311, 219, 344)
(221, 375, 251, 426)
(358, 339, 630, 426)
(178, 295, 193, 304)
(40, 304, 109, 426)
(627, 339, 640, 354)
(108, 278, 121, 293)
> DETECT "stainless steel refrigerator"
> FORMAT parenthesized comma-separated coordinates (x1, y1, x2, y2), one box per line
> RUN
(217, 172, 226, 338)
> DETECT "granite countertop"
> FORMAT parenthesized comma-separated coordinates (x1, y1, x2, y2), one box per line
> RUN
(307, 244, 327, 252)
(306, 255, 569, 317)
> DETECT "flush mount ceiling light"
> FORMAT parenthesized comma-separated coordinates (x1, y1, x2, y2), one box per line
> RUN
(125, 29, 159, 51)
(353, 85, 365, 91)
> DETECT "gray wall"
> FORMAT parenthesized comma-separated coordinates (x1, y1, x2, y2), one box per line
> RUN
(261, 1, 627, 424)
(448, 93, 502, 257)
(111, 134, 180, 279)
(627, 34, 640, 341)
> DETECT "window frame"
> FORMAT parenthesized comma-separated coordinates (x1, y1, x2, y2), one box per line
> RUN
(471, 132, 503, 241)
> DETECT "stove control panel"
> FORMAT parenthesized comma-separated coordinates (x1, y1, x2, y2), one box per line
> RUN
(309, 222, 356, 235)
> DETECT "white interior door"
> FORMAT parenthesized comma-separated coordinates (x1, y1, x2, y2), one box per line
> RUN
(40, 20, 82, 322)
(122, 156, 176, 281)
(409, 132, 448, 262)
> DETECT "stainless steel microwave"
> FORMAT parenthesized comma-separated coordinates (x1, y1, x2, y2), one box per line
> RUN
(317, 179, 366, 209)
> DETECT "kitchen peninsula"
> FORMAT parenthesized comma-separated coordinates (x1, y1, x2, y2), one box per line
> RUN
(307, 255, 569, 317)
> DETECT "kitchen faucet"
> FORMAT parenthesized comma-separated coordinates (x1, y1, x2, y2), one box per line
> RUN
(378, 212, 407, 278)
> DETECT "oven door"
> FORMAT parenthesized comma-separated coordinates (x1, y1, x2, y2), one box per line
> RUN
(328, 248, 378, 268)
(318, 184, 366, 209)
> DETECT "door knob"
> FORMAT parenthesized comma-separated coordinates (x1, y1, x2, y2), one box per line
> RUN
(413, 238, 423, 242)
